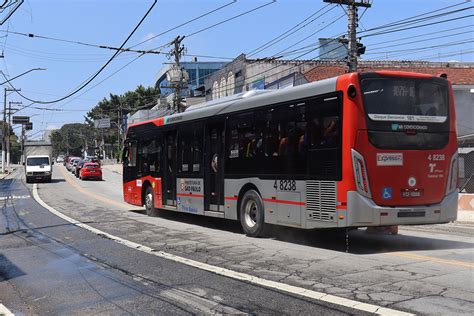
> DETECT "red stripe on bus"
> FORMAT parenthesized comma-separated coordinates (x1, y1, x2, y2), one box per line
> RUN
(263, 198, 305, 206)
(176, 193, 204, 198)
(225, 196, 238, 201)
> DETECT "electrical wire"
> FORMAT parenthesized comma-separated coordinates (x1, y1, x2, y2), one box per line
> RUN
(2, 0, 157, 104)
(128, 0, 237, 49)
(359, 0, 471, 35)
(184, 0, 276, 38)
(368, 30, 474, 52)
(246, 3, 333, 56)
(367, 25, 474, 48)
(365, 38, 474, 56)
(362, 13, 474, 38)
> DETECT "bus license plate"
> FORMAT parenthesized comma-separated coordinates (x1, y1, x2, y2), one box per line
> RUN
(397, 211, 425, 218)
(401, 189, 423, 198)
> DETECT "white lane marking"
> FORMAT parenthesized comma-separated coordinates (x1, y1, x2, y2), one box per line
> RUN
(0, 195, 31, 201)
(32, 184, 413, 316)
(0, 303, 14, 316)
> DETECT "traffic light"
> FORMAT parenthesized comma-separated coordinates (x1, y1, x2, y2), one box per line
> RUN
(357, 42, 366, 56)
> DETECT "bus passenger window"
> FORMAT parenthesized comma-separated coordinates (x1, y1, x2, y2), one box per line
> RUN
(320, 117, 339, 148)
(129, 141, 137, 167)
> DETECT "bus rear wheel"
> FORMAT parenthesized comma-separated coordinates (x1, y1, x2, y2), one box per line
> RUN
(144, 186, 155, 216)
(240, 190, 265, 237)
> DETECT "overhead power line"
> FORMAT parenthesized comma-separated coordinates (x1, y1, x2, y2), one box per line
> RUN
(246, 3, 334, 56)
(184, 0, 276, 38)
(128, 0, 237, 49)
(2, 0, 158, 104)
(359, 0, 472, 35)
(362, 14, 474, 38)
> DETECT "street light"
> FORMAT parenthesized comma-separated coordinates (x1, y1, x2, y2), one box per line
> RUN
(1, 67, 46, 173)
(0, 68, 47, 85)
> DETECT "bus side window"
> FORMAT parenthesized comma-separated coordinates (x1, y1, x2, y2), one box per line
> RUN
(192, 125, 203, 173)
(123, 144, 129, 166)
(128, 141, 137, 167)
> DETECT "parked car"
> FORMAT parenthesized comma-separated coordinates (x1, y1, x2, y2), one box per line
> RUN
(66, 157, 79, 171)
(84, 156, 101, 165)
(74, 160, 86, 177)
(80, 162, 102, 180)
(69, 158, 80, 172)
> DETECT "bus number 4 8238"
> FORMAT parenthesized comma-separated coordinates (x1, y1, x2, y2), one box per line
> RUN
(274, 180, 296, 191)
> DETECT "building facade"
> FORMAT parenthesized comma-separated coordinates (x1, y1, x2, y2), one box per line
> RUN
(203, 54, 329, 101)
(155, 60, 228, 98)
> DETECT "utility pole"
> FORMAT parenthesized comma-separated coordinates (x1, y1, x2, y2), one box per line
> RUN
(324, 0, 371, 72)
(2, 87, 20, 173)
(169, 35, 186, 113)
(7, 100, 22, 167)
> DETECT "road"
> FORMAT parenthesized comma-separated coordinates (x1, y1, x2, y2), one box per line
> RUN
(1, 165, 473, 315)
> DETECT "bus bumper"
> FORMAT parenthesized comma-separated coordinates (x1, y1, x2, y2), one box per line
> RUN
(346, 190, 458, 227)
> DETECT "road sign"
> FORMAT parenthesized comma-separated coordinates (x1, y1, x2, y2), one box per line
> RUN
(94, 118, 111, 129)
(25, 122, 33, 130)
(12, 116, 30, 124)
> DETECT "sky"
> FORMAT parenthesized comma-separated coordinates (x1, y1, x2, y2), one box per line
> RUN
(1, 0, 472, 139)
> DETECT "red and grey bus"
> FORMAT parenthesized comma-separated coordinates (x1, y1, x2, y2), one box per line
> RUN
(123, 71, 458, 237)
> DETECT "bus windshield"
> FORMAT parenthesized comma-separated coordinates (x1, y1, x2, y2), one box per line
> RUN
(360, 77, 450, 150)
(362, 78, 449, 123)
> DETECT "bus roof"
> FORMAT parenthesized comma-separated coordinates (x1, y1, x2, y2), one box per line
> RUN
(128, 75, 337, 130)
(127, 70, 447, 131)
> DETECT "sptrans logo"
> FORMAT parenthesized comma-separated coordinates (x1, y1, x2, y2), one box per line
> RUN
(376, 153, 403, 166)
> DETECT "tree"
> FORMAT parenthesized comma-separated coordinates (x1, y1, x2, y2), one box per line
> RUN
(85, 85, 160, 159)
(51, 123, 95, 157)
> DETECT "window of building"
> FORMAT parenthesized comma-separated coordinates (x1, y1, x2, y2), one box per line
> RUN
(220, 76, 227, 98)
(227, 71, 235, 96)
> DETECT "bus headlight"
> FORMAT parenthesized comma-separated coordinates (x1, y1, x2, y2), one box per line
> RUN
(446, 153, 458, 195)
(352, 149, 372, 198)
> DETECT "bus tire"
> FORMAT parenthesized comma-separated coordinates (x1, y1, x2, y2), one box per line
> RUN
(239, 190, 265, 237)
(144, 186, 155, 216)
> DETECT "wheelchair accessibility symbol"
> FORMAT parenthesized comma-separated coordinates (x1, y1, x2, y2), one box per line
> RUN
(382, 187, 392, 200)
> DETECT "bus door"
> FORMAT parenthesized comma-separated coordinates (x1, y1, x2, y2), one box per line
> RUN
(205, 123, 224, 212)
(164, 130, 177, 206)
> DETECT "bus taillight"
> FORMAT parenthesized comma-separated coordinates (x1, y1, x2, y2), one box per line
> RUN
(352, 149, 372, 198)
(446, 153, 459, 195)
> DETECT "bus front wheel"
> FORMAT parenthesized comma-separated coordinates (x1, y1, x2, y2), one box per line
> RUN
(240, 190, 265, 237)
(144, 186, 155, 216)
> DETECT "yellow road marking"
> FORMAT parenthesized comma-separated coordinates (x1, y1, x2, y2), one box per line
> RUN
(58, 166, 130, 210)
(388, 252, 474, 269)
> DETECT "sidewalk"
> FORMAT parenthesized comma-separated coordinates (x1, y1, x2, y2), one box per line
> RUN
(0, 165, 19, 180)
(102, 163, 122, 175)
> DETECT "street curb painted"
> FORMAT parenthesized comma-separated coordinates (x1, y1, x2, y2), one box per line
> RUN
(32, 184, 414, 316)
(0, 303, 14, 316)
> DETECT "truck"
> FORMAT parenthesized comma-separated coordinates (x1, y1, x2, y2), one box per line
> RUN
(24, 141, 53, 183)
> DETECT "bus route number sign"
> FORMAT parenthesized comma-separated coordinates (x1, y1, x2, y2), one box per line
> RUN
(274, 180, 296, 191)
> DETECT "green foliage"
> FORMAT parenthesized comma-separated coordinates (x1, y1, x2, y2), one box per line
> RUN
(86, 85, 159, 122)
(51, 123, 95, 156)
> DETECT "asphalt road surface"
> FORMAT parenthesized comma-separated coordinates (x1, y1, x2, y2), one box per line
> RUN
(1, 165, 473, 315)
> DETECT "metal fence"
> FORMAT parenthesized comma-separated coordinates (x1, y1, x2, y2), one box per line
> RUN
(459, 148, 474, 193)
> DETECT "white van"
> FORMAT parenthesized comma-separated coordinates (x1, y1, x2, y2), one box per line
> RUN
(25, 155, 52, 183)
